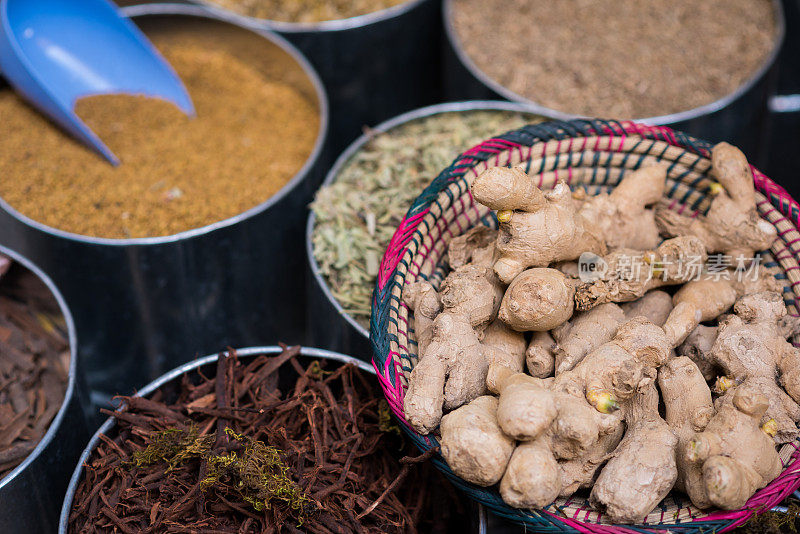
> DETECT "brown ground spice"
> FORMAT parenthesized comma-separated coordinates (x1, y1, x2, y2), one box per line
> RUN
(0, 33, 319, 239)
(206, 0, 408, 23)
(451, 0, 777, 118)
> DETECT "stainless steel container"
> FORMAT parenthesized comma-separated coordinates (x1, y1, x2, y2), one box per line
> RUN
(306, 100, 543, 359)
(186, 0, 443, 155)
(58, 346, 482, 533)
(0, 245, 91, 534)
(0, 5, 329, 403)
(763, 0, 800, 191)
(442, 0, 786, 163)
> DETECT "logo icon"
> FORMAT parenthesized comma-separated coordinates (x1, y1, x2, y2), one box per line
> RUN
(578, 252, 608, 282)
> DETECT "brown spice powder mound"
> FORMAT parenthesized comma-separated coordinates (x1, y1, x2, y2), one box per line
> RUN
(451, 0, 777, 118)
(206, 0, 408, 23)
(0, 37, 319, 239)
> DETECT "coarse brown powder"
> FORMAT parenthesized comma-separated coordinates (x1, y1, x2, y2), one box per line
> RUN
(0, 29, 320, 239)
(451, 0, 777, 118)
(205, 0, 408, 23)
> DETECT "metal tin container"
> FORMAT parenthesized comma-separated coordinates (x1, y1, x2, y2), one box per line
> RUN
(306, 100, 543, 359)
(442, 0, 786, 163)
(0, 245, 91, 534)
(763, 0, 800, 192)
(58, 346, 481, 533)
(0, 5, 329, 403)
(185, 0, 442, 155)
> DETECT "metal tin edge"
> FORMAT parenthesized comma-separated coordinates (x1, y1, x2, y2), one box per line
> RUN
(305, 99, 548, 343)
(0, 3, 330, 247)
(0, 245, 79, 489)
(58, 345, 374, 533)
(442, 0, 787, 126)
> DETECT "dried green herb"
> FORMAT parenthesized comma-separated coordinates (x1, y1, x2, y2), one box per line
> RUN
(311, 110, 540, 328)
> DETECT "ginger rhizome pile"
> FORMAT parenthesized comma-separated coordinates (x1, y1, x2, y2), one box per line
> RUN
(401, 141, 795, 523)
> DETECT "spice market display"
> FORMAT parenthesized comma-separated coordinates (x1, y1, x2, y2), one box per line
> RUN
(0, 0, 798, 533)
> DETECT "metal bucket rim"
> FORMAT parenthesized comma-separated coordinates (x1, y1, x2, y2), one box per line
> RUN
(0, 3, 330, 247)
(0, 245, 79, 491)
(306, 99, 548, 342)
(442, 0, 787, 125)
(58, 345, 373, 533)
(182, 0, 430, 34)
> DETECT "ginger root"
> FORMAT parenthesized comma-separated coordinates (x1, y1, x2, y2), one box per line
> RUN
(677, 324, 719, 381)
(684, 384, 782, 510)
(471, 164, 666, 284)
(590, 379, 678, 524)
(499, 268, 575, 331)
(499, 318, 670, 509)
(621, 290, 673, 326)
(490, 367, 623, 508)
(447, 225, 498, 269)
(439, 395, 515, 486)
(662, 279, 738, 348)
(479, 177, 605, 284)
(403, 264, 503, 434)
(552, 303, 625, 374)
(656, 142, 776, 260)
(482, 319, 527, 377)
(576, 165, 666, 251)
(709, 292, 800, 443)
(526, 330, 556, 378)
(574, 236, 707, 311)
(403, 280, 441, 355)
(658, 356, 714, 507)
(662, 270, 783, 347)
(554, 317, 672, 414)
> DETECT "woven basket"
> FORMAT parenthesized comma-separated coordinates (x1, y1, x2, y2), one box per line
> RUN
(369, 119, 800, 533)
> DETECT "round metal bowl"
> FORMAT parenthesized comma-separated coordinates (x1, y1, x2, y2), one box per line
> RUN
(0, 4, 329, 402)
(442, 0, 786, 160)
(58, 345, 483, 533)
(306, 100, 545, 359)
(0, 245, 90, 534)
(177, 0, 443, 155)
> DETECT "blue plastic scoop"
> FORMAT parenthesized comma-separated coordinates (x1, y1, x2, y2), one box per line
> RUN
(0, 0, 194, 165)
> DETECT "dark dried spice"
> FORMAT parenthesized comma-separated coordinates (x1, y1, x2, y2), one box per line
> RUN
(69, 346, 467, 533)
(0, 262, 70, 479)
